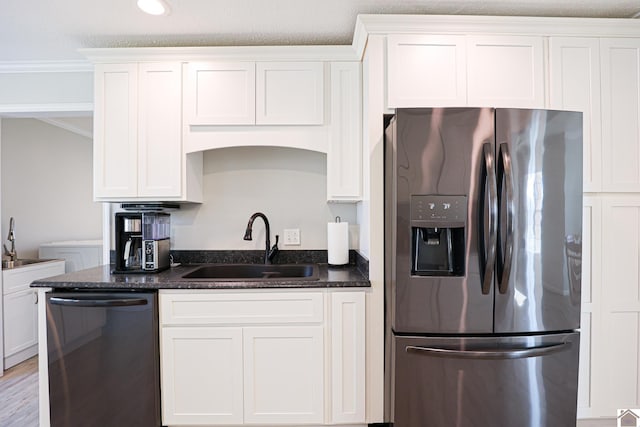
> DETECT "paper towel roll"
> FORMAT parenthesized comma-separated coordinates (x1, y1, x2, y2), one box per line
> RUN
(328, 220, 349, 266)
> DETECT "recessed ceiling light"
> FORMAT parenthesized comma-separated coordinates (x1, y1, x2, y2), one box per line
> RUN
(137, 0, 170, 16)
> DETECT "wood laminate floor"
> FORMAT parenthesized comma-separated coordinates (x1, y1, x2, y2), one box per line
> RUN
(0, 356, 38, 427)
(0, 357, 621, 426)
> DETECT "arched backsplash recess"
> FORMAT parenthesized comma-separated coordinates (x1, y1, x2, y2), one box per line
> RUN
(170, 145, 357, 250)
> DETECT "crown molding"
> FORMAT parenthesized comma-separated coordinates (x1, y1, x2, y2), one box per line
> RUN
(0, 60, 93, 73)
(353, 14, 640, 58)
(79, 45, 359, 63)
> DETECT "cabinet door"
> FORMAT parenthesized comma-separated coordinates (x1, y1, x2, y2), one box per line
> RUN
(386, 34, 467, 108)
(161, 327, 244, 425)
(184, 62, 256, 125)
(577, 196, 603, 418)
(467, 35, 545, 108)
(256, 62, 324, 125)
(243, 326, 324, 424)
(4, 289, 38, 360)
(601, 38, 640, 192)
(93, 63, 138, 198)
(600, 197, 640, 415)
(549, 37, 602, 193)
(331, 292, 366, 424)
(138, 62, 182, 197)
(328, 62, 362, 201)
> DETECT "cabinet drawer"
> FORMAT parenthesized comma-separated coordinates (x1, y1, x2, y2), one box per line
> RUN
(160, 292, 323, 325)
(2, 262, 65, 295)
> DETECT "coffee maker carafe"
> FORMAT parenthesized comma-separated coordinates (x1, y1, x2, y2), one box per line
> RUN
(114, 212, 170, 273)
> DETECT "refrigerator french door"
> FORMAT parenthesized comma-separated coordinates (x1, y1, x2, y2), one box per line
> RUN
(384, 108, 583, 427)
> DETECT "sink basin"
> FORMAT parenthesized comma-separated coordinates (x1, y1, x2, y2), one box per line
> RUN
(2, 258, 54, 269)
(182, 263, 319, 281)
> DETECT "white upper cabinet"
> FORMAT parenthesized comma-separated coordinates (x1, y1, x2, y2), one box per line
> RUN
(328, 62, 362, 202)
(94, 63, 138, 198)
(185, 62, 256, 125)
(94, 62, 201, 202)
(467, 36, 545, 108)
(386, 34, 467, 108)
(184, 61, 324, 126)
(137, 62, 183, 197)
(385, 34, 544, 109)
(256, 62, 324, 125)
(601, 38, 640, 192)
(549, 37, 602, 192)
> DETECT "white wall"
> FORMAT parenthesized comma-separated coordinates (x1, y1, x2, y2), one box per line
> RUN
(170, 146, 357, 250)
(1, 118, 102, 259)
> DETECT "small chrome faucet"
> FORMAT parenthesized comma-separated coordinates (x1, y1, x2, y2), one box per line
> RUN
(243, 212, 279, 264)
(3, 217, 17, 261)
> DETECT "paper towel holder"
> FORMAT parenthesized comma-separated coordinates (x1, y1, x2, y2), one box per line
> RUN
(328, 216, 349, 267)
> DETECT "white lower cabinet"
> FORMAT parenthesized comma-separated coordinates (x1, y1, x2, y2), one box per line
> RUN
(2, 260, 64, 369)
(161, 327, 244, 425)
(3, 289, 38, 361)
(600, 196, 640, 414)
(243, 326, 324, 424)
(159, 289, 366, 426)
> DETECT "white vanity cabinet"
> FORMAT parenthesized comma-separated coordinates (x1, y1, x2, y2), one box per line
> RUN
(184, 61, 324, 126)
(2, 260, 64, 369)
(159, 289, 365, 426)
(93, 62, 202, 202)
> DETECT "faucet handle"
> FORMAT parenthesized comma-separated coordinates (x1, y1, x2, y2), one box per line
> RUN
(268, 235, 279, 263)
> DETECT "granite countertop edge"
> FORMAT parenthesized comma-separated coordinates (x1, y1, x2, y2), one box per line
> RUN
(31, 263, 371, 290)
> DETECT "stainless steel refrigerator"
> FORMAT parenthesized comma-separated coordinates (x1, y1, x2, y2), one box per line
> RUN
(384, 108, 583, 427)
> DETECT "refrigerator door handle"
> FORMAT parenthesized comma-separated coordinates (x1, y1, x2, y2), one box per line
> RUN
(497, 142, 515, 294)
(405, 342, 570, 360)
(481, 143, 498, 295)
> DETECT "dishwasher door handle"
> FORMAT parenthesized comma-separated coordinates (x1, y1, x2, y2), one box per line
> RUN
(49, 296, 148, 307)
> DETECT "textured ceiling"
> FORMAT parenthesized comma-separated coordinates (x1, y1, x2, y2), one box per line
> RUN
(1, 0, 639, 63)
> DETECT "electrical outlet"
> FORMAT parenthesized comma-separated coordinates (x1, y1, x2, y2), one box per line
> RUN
(283, 229, 301, 246)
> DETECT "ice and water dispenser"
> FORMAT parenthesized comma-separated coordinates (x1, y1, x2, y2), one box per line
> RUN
(411, 195, 466, 276)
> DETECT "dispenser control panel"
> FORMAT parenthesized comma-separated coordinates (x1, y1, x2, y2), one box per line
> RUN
(411, 195, 467, 225)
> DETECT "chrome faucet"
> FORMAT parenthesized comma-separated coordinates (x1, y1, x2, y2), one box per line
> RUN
(243, 212, 279, 264)
(3, 217, 17, 261)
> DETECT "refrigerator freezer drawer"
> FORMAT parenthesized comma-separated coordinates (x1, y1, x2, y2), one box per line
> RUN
(392, 332, 579, 427)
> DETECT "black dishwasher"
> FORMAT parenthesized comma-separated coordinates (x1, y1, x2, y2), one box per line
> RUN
(46, 291, 160, 427)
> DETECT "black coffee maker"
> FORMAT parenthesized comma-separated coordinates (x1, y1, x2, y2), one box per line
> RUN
(114, 212, 170, 273)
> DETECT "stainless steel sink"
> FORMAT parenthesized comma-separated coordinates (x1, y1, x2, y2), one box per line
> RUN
(2, 258, 54, 269)
(182, 263, 319, 281)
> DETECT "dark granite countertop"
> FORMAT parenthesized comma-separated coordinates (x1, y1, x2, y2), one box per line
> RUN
(30, 263, 370, 290)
